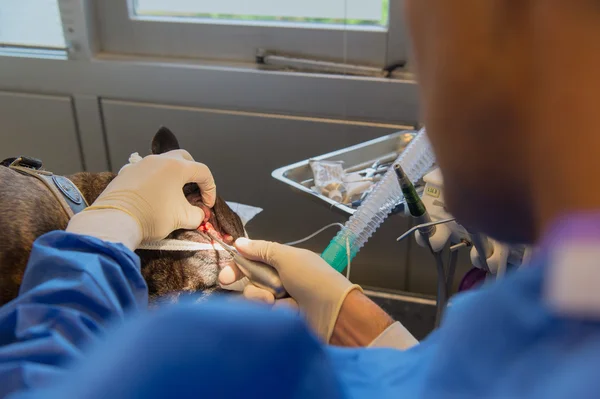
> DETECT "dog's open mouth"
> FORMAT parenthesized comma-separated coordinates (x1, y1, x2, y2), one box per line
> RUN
(198, 221, 234, 244)
(169, 192, 235, 246)
(157, 207, 236, 291)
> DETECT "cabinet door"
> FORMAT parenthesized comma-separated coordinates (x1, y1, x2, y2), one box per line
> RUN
(0, 91, 83, 174)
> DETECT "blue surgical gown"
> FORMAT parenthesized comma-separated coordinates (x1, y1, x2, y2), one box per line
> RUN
(3, 213, 600, 398)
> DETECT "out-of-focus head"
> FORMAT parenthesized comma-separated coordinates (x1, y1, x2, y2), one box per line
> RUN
(405, 1, 537, 243)
(406, 2, 600, 244)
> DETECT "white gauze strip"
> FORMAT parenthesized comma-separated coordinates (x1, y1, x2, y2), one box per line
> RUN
(138, 239, 226, 252)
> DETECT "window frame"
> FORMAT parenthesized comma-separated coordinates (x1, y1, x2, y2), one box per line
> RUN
(93, 0, 408, 67)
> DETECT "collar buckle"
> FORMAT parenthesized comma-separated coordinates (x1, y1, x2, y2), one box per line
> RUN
(2, 156, 43, 170)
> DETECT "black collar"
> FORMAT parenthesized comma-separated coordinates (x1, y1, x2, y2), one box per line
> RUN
(1, 156, 88, 218)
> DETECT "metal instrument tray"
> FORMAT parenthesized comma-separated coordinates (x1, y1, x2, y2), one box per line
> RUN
(272, 131, 420, 216)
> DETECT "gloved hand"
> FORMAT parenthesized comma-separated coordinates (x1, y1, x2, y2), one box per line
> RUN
(67, 150, 216, 250)
(218, 238, 361, 342)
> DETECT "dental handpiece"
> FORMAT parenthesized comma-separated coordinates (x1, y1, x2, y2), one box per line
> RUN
(206, 233, 288, 299)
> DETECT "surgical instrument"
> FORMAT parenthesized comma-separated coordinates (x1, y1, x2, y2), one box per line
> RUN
(396, 218, 457, 243)
(395, 163, 447, 327)
(203, 232, 288, 299)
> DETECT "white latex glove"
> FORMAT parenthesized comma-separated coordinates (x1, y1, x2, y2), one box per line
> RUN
(67, 149, 216, 250)
(218, 238, 361, 342)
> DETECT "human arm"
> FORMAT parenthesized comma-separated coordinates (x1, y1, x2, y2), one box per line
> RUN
(0, 233, 148, 397)
(329, 289, 394, 346)
(332, 291, 419, 349)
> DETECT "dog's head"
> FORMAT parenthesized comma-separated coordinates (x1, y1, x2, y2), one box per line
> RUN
(0, 127, 245, 305)
(136, 127, 245, 302)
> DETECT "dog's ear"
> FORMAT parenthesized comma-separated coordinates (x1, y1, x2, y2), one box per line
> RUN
(151, 126, 181, 155)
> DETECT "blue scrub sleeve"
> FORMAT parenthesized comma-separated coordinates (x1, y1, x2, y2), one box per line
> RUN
(0, 231, 148, 397)
(11, 300, 347, 399)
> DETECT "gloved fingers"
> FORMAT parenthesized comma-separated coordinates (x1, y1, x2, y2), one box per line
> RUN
(198, 204, 211, 223)
(243, 284, 275, 305)
(200, 184, 217, 209)
(218, 261, 245, 286)
(161, 149, 195, 162)
(182, 161, 217, 208)
(234, 238, 293, 271)
(177, 203, 206, 230)
(219, 276, 249, 292)
(159, 149, 217, 208)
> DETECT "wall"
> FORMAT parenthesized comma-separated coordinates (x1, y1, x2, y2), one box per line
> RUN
(0, 52, 471, 297)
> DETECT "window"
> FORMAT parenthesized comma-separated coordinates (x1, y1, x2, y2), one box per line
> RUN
(96, 0, 406, 67)
(0, 0, 66, 49)
(135, 0, 388, 28)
